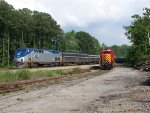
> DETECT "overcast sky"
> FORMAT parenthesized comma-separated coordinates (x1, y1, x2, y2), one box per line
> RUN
(5, 0, 150, 46)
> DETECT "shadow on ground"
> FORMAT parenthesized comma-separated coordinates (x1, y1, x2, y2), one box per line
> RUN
(141, 78, 150, 86)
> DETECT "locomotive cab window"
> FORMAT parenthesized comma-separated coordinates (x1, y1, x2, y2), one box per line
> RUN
(103, 51, 110, 54)
(34, 50, 43, 53)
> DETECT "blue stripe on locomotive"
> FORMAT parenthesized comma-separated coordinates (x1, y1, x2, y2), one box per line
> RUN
(14, 48, 62, 58)
(14, 48, 32, 58)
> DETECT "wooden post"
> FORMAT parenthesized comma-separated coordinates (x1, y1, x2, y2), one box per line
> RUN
(22, 30, 23, 46)
(148, 32, 150, 45)
(2, 38, 4, 66)
(7, 34, 10, 67)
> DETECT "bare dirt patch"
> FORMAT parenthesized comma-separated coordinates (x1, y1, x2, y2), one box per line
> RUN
(83, 70, 150, 113)
(0, 67, 149, 113)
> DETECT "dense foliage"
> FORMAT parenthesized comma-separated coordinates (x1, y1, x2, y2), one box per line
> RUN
(110, 45, 130, 58)
(65, 30, 102, 54)
(124, 8, 150, 65)
(0, 0, 101, 67)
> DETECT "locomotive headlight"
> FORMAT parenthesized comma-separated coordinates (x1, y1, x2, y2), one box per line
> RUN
(20, 57, 24, 62)
(14, 57, 24, 63)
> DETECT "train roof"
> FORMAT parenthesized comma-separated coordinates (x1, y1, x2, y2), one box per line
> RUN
(15, 48, 99, 56)
(16, 48, 61, 53)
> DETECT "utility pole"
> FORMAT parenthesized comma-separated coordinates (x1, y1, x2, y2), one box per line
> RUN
(2, 38, 4, 66)
(22, 30, 23, 46)
(8, 34, 10, 67)
(148, 31, 150, 45)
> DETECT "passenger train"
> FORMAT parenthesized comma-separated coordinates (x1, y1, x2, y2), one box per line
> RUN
(14, 48, 99, 67)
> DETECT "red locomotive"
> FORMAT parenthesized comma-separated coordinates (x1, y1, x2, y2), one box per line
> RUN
(100, 48, 115, 69)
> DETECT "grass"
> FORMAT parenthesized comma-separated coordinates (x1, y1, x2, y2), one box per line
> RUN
(68, 67, 82, 74)
(0, 70, 29, 83)
(0, 68, 82, 84)
(31, 70, 67, 79)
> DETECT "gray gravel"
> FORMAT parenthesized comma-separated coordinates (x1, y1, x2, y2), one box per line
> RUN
(0, 67, 149, 113)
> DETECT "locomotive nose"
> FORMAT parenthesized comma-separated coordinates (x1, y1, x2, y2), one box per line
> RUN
(14, 57, 24, 63)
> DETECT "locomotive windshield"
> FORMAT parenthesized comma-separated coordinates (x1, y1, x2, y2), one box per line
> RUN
(14, 48, 29, 58)
(103, 51, 110, 54)
(16, 49, 26, 53)
(16, 48, 27, 54)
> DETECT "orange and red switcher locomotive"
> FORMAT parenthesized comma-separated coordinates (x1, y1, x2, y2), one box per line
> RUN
(100, 48, 115, 69)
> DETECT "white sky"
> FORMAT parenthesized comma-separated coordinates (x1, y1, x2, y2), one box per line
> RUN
(5, 0, 150, 46)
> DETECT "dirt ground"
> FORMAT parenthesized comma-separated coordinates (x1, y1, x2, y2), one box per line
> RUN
(0, 67, 149, 113)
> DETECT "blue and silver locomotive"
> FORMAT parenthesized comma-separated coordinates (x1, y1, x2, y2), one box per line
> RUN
(14, 48, 99, 67)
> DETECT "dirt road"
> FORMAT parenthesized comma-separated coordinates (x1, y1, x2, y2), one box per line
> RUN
(0, 67, 149, 113)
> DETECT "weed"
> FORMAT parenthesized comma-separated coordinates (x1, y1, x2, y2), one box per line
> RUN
(0, 68, 83, 84)
(16, 69, 31, 80)
(0, 92, 6, 96)
(69, 68, 81, 74)
(16, 98, 23, 101)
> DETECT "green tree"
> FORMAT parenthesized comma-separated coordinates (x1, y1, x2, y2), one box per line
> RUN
(124, 8, 150, 65)
(110, 44, 129, 57)
(0, 0, 64, 66)
(0, 0, 103, 67)
(0, 0, 15, 66)
(64, 30, 78, 52)
(32, 11, 64, 50)
(75, 31, 100, 54)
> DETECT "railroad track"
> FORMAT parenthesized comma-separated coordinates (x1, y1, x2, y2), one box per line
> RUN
(0, 69, 108, 112)
(0, 64, 99, 72)
(0, 64, 101, 93)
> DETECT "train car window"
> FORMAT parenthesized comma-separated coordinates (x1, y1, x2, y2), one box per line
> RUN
(34, 50, 37, 53)
(55, 57, 60, 61)
(22, 49, 26, 53)
(33, 50, 43, 53)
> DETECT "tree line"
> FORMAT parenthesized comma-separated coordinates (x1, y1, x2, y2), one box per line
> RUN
(110, 45, 129, 58)
(2, 0, 144, 67)
(0, 0, 104, 67)
(124, 8, 150, 65)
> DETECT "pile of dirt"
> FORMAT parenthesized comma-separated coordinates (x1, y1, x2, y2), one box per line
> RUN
(134, 61, 150, 72)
